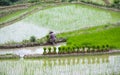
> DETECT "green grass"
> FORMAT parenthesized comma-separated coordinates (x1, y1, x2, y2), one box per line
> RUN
(66, 25, 120, 49)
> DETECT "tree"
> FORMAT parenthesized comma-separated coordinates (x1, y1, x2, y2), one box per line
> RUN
(0, 0, 11, 6)
(113, 0, 120, 8)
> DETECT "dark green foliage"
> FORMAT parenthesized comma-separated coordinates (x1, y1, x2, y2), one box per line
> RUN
(10, 0, 18, 2)
(0, 0, 19, 6)
(30, 36, 36, 42)
(28, 0, 39, 3)
(61, 0, 66, 2)
(0, 0, 11, 6)
(112, 0, 120, 8)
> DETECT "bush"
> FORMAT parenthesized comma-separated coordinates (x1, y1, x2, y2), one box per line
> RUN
(30, 36, 36, 42)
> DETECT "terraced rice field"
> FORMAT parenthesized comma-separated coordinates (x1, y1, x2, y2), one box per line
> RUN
(0, 4, 120, 44)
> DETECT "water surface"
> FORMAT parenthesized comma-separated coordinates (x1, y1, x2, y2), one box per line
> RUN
(0, 54, 120, 75)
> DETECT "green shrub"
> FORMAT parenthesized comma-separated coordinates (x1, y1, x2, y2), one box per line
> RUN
(30, 36, 36, 42)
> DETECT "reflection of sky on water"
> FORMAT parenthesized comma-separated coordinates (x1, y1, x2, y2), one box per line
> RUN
(0, 54, 120, 75)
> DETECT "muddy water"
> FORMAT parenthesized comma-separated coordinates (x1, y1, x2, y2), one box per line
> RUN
(0, 43, 66, 57)
(0, 54, 120, 75)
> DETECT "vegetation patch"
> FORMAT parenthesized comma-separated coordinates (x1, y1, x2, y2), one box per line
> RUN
(67, 25, 120, 49)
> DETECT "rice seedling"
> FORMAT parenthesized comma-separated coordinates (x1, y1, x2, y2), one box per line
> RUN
(67, 26, 120, 49)
(43, 47, 47, 55)
(48, 47, 52, 54)
(58, 47, 62, 54)
(53, 47, 57, 54)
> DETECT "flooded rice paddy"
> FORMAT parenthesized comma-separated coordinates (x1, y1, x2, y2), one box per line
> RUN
(0, 43, 66, 57)
(0, 54, 120, 75)
(0, 4, 120, 44)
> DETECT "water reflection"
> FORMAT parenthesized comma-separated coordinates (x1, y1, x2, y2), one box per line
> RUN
(42, 55, 109, 67)
(0, 54, 120, 75)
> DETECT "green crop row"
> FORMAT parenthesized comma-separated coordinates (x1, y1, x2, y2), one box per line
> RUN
(43, 44, 109, 55)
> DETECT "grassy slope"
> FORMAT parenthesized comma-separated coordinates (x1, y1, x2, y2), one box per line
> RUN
(66, 25, 120, 49)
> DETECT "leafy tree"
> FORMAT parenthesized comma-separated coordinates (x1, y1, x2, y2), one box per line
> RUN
(0, 0, 11, 6)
